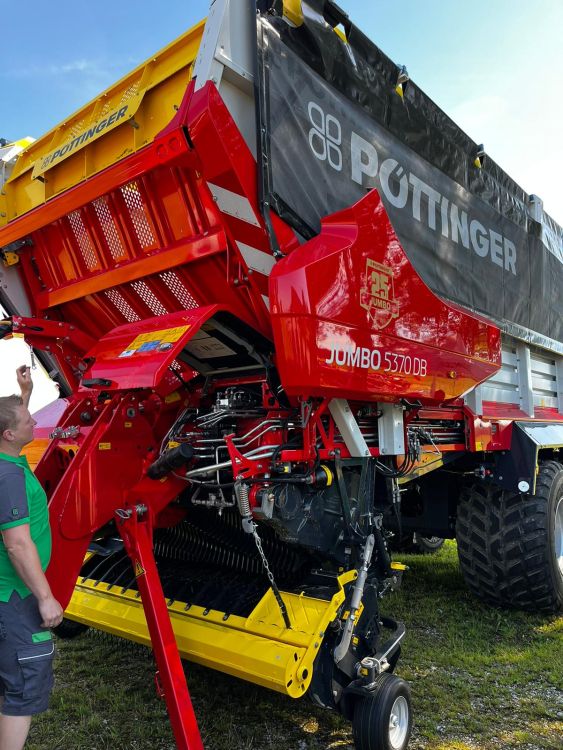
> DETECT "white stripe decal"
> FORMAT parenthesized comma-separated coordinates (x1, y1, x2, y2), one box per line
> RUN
(18, 643, 55, 661)
(207, 182, 261, 227)
(261, 295, 270, 310)
(236, 241, 276, 276)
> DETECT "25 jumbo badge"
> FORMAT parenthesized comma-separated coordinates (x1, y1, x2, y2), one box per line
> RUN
(359, 259, 399, 330)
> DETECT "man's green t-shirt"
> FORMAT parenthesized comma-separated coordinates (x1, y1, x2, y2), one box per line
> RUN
(0, 452, 52, 601)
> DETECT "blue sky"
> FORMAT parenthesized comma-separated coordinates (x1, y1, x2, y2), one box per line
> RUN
(2, 0, 562, 223)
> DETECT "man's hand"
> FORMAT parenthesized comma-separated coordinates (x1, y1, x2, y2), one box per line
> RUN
(16, 364, 33, 392)
(38, 595, 64, 629)
(16, 365, 33, 408)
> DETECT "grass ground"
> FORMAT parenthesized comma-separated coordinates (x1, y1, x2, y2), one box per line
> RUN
(27, 542, 562, 750)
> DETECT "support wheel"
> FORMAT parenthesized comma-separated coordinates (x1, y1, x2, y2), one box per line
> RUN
(411, 534, 444, 554)
(53, 618, 89, 639)
(456, 461, 563, 613)
(352, 673, 412, 750)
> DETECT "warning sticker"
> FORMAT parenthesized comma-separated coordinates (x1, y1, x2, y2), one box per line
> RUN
(134, 560, 146, 578)
(119, 325, 189, 358)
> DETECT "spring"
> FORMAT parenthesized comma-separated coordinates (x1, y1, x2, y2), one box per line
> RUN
(236, 482, 251, 518)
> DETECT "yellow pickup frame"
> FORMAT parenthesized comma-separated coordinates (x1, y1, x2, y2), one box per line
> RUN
(2, 18, 205, 223)
(64, 568, 358, 698)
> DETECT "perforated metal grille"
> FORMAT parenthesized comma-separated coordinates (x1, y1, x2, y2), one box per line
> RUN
(68, 210, 98, 271)
(159, 271, 198, 310)
(120, 81, 141, 106)
(121, 182, 155, 248)
(131, 280, 169, 316)
(98, 101, 113, 119)
(104, 289, 140, 322)
(93, 197, 125, 261)
(68, 119, 86, 139)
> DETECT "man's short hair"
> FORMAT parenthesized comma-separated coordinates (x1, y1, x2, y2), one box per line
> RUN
(0, 395, 23, 435)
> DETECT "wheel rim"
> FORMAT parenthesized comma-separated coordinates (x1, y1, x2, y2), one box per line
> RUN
(555, 495, 563, 578)
(388, 695, 409, 749)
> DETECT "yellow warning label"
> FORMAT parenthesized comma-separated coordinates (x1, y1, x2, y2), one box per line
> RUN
(129, 326, 189, 350)
(118, 326, 190, 359)
(164, 391, 182, 404)
(134, 561, 145, 578)
(124, 422, 132, 428)
(98, 442, 111, 450)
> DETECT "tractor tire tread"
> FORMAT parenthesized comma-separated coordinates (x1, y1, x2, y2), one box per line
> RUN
(456, 461, 563, 613)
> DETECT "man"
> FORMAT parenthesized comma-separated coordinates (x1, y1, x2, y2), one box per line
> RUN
(0, 366, 63, 750)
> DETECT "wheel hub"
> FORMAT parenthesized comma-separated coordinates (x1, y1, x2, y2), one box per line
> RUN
(388, 695, 409, 749)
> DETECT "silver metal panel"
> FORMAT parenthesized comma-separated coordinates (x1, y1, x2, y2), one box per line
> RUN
(193, 0, 257, 156)
(378, 403, 405, 456)
(464, 384, 483, 415)
(556, 359, 563, 415)
(516, 421, 563, 447)
(0, 264, 32, 317)
(516, 343, 534, 416)
(469, 334, 563, 414)
(480, 386, 519, 405)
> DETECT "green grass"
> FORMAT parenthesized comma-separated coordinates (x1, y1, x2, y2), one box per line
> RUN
(28, 542, 562, 750)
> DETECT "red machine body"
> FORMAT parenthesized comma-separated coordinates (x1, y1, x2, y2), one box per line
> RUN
(0, 76, 500, 612)
(270, 189, 500, 404)
(0, 16, 561, 750)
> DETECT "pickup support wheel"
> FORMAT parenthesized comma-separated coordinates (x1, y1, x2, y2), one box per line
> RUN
(456, 460, 563, 613)
(352, 673, 412, 750)
(411, 534, 445, 554)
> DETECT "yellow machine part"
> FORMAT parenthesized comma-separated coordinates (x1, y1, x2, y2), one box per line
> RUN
(1, 18, 205, 224)
(21, 438, 51, 470)
(65, 568, 358, 698)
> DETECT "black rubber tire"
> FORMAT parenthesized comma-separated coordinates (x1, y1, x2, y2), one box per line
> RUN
(392, 534, 444, 555)
(411, 534, 445, 554)
(352, 673, 412, 750)
(456, 461, 563, 613)
(52, 618, 89, 639)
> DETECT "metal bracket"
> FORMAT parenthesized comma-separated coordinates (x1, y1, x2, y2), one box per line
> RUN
(378, 403, 405, 456)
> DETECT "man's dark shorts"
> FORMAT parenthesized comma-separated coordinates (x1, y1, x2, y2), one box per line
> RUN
(0, 592, 55, 715)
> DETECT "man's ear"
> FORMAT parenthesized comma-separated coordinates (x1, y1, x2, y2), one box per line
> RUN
(2, 429, 14, 442)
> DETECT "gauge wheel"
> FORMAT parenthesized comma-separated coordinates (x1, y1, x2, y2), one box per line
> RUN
(352, 673, 412, 750)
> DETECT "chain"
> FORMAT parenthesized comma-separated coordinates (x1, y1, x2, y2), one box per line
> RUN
(251, 524, 291, 629)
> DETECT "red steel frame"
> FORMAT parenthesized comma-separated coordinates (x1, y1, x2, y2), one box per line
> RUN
(1, 72, 561, 750)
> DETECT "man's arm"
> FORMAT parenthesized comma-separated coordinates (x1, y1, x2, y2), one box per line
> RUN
(16, 365, 33, 409)
(1, 524, 63, 628)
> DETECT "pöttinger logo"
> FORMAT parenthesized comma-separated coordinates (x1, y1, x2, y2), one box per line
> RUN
(307, 102, 342, 171)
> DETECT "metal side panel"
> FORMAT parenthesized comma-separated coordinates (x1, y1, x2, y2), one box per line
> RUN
(469, 334, 563, 416)
(64, 569, 356, 698)
(193, 0, 257, 156)
(515, 422, 563, 450)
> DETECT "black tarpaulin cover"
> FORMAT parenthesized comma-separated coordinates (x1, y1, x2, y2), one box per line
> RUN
(256, 1, 563, 354)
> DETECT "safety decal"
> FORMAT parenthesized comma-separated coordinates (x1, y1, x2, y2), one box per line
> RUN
(134, 561, 146, 578)
(118, 325, 190, 358)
